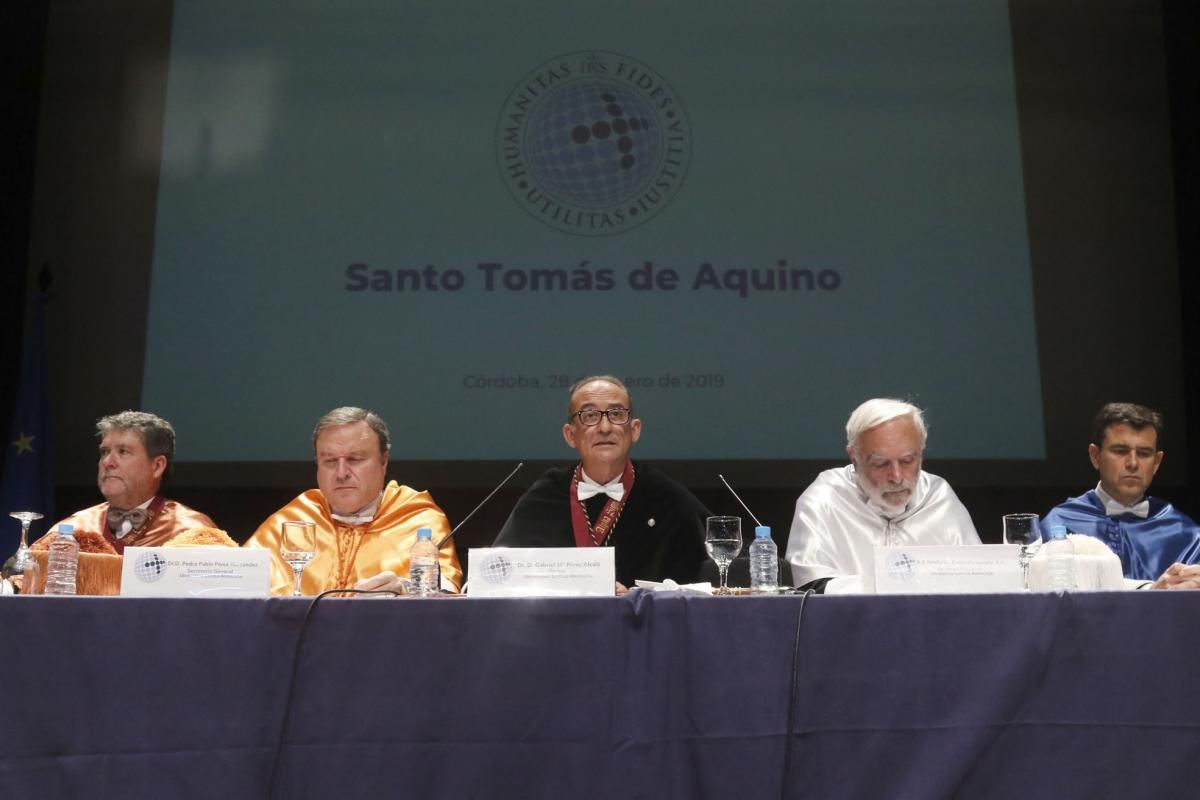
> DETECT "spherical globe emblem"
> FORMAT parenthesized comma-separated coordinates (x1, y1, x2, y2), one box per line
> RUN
(496, 52, 691, 236)
(525, 81, 661, 209)
(480, 552, 513, 585)
(134, 551, 169, 583)
(886, 552, 917, 581)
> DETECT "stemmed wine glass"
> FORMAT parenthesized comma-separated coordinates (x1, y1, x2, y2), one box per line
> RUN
(705, 516, 743, 596)
(280, 521, 317, 597)
(1002, 513, 1041, 591)
(8, 511, 44, 593)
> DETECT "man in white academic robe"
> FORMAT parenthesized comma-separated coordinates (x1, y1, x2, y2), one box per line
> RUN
(785, 398, 979, 593)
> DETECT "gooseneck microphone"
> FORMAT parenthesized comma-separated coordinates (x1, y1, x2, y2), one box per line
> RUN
(717, 473, 763, 527)
(434, 462, 524, 548)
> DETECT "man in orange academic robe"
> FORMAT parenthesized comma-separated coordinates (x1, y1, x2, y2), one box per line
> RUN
(243, 406, 462, 595)
(35, 411, 215, 555)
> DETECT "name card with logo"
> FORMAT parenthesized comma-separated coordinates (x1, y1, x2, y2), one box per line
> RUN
(468, 547, 615, 597)
(120, 547, 271, 598)
(872, 544, 1022, 594)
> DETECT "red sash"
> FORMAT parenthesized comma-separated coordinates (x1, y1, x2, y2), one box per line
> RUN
(569, 462, 635, 547)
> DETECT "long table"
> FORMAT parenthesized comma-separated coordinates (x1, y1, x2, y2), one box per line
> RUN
(2, 591, 1197, 798)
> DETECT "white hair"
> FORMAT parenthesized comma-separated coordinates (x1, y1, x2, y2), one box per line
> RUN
(845, 398, 927, 450)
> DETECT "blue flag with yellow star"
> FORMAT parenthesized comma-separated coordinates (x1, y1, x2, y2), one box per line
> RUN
(1, 290, 55, 555)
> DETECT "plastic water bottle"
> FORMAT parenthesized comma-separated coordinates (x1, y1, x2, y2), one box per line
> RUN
(408, 527, 439, 597)
(1045, 524, 1075, 591)
(44, 524, 80, 596)
(749, 525, 779, 593)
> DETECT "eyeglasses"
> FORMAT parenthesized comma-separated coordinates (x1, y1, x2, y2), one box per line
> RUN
(571, 407, 632, 426)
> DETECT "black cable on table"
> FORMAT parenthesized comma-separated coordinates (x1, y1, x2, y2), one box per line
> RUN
(267, 588, 400, 800)
(780, 589, 814, 800)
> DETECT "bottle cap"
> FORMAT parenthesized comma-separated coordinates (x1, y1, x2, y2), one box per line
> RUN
(417, 527, 432, 541)
(1049, 524, 1067, 539)
(755, 526, 771, 538)
(59, 524, 75, 535)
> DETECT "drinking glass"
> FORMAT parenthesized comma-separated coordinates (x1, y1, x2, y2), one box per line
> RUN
(8, 511, 44, 594)
(280, 521, 317, 597)
(705, 516, 743, 595)
(1002, 513, 1041, 591)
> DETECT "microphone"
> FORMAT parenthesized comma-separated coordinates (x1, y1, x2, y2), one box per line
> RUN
(434, 463, 524, 548)
(717, 473, 763, 528)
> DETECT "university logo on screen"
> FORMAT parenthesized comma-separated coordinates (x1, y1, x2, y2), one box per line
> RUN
(496, 51, 691, 236)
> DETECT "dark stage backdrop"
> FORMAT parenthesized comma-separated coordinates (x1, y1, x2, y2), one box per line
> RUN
(17, 1, 1197, 561)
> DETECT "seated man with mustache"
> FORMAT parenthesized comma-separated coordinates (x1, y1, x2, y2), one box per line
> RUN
(35, 411, 216, 554)
(785, 398, 979, 593)
(494, 374, 710, 590)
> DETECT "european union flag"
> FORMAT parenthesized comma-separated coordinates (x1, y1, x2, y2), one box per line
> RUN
(1, 290, 55, 557)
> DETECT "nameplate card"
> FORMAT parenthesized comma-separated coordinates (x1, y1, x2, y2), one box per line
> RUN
(468, 547, 615, 597)
(872, 544, 1022, 594)
(120, 546, 271, 598)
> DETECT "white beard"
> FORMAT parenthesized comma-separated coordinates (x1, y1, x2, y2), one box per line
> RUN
(853, 469, 915, 518)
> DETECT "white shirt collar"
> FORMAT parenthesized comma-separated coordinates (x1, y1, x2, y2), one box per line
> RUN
(331, 493, 383, 526)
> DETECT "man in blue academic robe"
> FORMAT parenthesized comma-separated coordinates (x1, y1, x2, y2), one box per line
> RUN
(1042, 403, 1200, 588)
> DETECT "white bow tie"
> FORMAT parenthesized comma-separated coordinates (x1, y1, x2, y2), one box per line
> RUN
(1104, 498, 1149, 519)
(577, 476, 624, 502)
